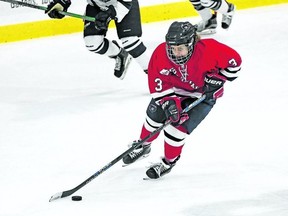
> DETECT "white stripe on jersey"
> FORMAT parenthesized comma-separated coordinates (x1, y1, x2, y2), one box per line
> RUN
(220, 66, 241, 79)
(151, 88, 174, 103)
(173, 87, 202, 98)
(152, 87, 202, 103)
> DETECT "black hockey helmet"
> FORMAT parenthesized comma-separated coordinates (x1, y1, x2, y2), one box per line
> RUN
(165, 21, 197, 65)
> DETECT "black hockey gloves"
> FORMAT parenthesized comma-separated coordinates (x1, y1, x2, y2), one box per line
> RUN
(160, 97, 189, 126)
(45, 0, 71, 19)
(204, 73, 226, 101)
(95, 6, 117, 31)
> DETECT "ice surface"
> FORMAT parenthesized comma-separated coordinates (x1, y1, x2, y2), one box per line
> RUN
(1, 4, 288, 216)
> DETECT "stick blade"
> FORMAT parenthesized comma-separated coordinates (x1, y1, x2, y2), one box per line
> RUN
(49, 192, 63, 202)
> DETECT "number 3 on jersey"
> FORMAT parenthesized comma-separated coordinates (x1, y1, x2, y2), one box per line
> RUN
(155, 78, 163, 91)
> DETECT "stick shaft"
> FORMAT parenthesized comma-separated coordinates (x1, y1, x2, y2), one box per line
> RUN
(49, 95, 206, 202)
(0, 0, 95, 21)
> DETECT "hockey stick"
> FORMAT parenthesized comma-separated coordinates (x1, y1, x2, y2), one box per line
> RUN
(49, 95, 206, 202)
(0, 0, 95, 22)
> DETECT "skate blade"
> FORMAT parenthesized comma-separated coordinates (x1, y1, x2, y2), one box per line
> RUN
(122, 154, 150, 167)
(143, 177, 158, 180)
(143, 176, 162, 180)
(143, 177, 152, 180)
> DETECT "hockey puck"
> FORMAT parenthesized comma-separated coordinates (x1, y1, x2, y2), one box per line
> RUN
(71, 196, 82, 201)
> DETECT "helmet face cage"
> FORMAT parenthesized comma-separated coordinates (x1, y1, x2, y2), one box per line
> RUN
(166, 41, 194, 65)
(165, 21, 197, 65)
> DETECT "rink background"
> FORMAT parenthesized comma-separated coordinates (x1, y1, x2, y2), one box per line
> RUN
(1, 4, 288, 216)
(1, 0, 288, 43)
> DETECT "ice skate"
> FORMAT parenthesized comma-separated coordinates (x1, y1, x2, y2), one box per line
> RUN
(221, 4, 235, 29)
(122, 142, 151, 165)
(145, 156, 180, 179)
(196, 13, 217, 35)
(111, 40, 132, 79)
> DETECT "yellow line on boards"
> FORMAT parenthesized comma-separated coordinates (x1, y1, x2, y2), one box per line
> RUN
(0, 0, 287, 43)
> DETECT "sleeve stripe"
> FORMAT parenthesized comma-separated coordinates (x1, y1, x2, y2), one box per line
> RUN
(227, 65, 241, 73)
(220, 66, 241, 79)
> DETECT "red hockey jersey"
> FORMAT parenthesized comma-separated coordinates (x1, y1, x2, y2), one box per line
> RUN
(147, 38, 242, 102)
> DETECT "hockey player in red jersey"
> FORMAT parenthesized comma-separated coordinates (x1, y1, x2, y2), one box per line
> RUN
(122, 21, 242, 179)
(45, 0, 149, 79)
(190, 0, 236, 34)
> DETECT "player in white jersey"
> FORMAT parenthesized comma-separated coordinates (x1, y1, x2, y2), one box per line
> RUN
(189, 0, 235, 34)
(45, 0, 149, 79)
